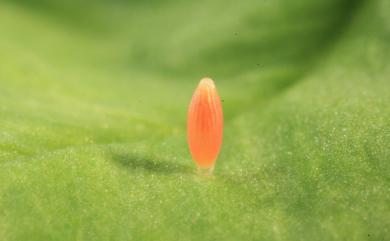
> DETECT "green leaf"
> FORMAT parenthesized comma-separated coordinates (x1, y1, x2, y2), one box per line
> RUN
(0, 0, 389, 240)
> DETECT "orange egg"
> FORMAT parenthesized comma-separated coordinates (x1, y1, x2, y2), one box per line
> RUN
(187, 78, 223, 173)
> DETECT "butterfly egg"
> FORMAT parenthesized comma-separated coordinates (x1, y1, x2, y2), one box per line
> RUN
(187, 77, 223, 174)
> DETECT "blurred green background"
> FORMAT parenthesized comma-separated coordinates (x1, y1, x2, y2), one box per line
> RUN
(0, 0, 389, 240)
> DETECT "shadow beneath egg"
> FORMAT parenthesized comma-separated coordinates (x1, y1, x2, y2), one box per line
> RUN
(110, 150, 192, 175)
